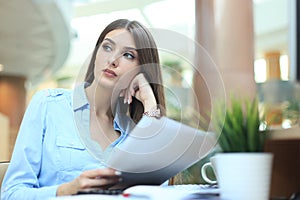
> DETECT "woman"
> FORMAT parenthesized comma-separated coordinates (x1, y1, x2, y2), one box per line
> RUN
(1, 19, 166, 199)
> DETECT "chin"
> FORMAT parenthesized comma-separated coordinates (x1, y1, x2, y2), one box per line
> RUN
(98, 78, 115, 88)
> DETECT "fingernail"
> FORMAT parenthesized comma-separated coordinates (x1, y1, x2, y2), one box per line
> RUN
(128, 100, 131, 104)
(115, 171, 122, 176)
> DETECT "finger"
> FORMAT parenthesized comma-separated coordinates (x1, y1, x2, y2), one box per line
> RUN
(119, 90, 125, 97)
(126, 87, 133, 104)
(130, 82, 139, 96)
(133, 85, 139, 93)
(130, 87, 135, 97)
(126, 88, 132, 104)
(124, 88, 128, 104)
(82, 168, 121, 179)
(79, 176, 121, 189)
(128, 79, 140, 103)
(100, 182, 119, 190)
(93, 176, 121, 186)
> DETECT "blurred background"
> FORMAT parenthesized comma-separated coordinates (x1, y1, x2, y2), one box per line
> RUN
(1, 1, 300, 196)
(0, 0, 299, 173)
(0, 0, 292, 89)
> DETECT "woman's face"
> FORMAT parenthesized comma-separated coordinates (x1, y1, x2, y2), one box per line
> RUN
(93, 28, 140, 89)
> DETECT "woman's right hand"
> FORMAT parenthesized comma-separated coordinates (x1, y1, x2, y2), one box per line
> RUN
(56, 168, 122, 196)
(120, 73, 157, 112)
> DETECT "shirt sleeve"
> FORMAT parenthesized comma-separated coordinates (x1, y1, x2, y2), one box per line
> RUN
(1, 90, 58, 200)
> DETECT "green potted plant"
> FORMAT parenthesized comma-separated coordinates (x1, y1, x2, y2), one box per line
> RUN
(201, 95, 273, 200)
(213, 95, 267, 152)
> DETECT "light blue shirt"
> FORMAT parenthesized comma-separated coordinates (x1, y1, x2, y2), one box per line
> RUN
(1, 83, 134, 200)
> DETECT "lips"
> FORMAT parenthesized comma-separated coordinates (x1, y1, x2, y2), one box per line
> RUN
(102, 68, 117, 77)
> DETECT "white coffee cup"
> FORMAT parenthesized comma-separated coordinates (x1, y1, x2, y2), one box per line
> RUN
(201, 157, 217, 184)
(201, 153, 273, 200)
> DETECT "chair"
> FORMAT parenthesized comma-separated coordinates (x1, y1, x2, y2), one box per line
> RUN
(0, 162, 9, 194)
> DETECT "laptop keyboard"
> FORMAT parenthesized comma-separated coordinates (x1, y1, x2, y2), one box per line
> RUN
(77, 189, 124, 195)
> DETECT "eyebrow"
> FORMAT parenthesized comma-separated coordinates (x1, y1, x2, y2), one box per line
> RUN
(104, 38, 137, 52)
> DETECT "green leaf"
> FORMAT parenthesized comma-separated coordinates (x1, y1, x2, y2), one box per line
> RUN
(210, 95, 268, 153)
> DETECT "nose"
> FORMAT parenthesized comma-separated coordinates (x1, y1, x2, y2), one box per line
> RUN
(108, 54, 120, 68)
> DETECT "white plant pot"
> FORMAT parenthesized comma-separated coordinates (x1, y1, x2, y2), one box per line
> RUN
(203, 152, 273, 200)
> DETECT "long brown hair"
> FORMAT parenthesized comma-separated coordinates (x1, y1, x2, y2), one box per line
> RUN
(85, 19, 166, 123)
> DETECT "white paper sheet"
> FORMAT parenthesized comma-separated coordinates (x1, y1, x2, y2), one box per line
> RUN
(103, 116, 217, 189)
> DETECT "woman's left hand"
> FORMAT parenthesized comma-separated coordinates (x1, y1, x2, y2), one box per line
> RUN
(56, 168, 121, 196)
(120, 73, 157, 111)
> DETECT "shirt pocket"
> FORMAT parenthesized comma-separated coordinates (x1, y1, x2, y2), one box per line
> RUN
(55, 135, 87, 171)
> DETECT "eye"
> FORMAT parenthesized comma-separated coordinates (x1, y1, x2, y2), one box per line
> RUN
(102, 43, 112, 52)
(123, 52, 135, 60)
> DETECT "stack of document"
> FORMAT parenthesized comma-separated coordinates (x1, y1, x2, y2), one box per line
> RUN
(123, 184, 220, 200)
(52, 184, 219, 200)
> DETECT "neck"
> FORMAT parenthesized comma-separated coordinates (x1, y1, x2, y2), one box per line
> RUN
(85, 82, 119, 119)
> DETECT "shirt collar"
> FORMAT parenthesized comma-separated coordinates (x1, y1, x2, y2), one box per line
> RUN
(72, 82, 134, 135)
(72, 82, 89, 111)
